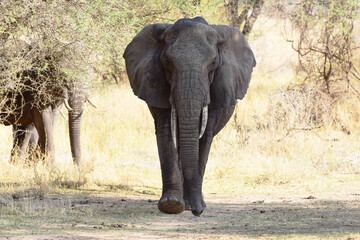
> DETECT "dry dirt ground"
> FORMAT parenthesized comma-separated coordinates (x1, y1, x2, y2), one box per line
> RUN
(0, 188, 360, 240)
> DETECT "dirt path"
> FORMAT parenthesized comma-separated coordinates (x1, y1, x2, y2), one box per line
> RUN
(1, 189, 360, 239)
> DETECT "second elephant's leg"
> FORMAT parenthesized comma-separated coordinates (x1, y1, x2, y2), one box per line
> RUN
(149, 106, 184, 214)
(31, 105, 56, 161)
(11, 124, 37, 160)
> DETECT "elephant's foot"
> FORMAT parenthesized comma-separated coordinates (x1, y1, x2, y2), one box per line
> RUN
(184, 195, 206, 216)
(191, 199, 206, 216)
(184, 199, 191, 210)
(184, 194, 206, 216)
(158, 194, 184, 214)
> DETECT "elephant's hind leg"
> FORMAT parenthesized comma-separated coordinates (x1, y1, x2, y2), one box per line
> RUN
(11, 124, 36, 161)
(149, 106, 185, 214)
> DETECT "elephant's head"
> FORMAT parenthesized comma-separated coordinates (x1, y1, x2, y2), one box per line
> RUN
(124, 17, 256, 215)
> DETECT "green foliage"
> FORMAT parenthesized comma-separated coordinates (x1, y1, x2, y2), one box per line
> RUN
(0, 1, 98, 113)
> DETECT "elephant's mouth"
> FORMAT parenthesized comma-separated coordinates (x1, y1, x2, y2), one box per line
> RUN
(170, 105, 208, 149)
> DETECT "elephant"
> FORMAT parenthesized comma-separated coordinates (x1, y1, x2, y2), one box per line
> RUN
(123, 17, 256, 216)
(1, 72, 88, 168)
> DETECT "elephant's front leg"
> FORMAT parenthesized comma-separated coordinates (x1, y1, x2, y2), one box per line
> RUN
(149, 106, 184, 214)
(182, 129, 213, 211)
(184, 106, 236, 211)
(31, 105, 57, 161)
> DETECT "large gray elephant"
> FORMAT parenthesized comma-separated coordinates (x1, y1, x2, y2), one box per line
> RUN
(123, 17, 256, 216)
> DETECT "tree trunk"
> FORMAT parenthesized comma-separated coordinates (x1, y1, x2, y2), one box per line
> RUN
(224, 0, 265, 37)
(242, 0, 265, 37)
(224, 0, 240, 28)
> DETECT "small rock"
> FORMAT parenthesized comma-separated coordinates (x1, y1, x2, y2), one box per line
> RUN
(304, 195, 316, 199)
(79, 200, 89, 204)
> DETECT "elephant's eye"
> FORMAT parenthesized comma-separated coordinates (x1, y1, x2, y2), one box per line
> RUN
(165, 33, 176, 44)
(208, 58, 217, 70)
(161, 55, 172, 68)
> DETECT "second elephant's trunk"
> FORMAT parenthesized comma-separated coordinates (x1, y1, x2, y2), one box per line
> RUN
(68, 91, 84, 168)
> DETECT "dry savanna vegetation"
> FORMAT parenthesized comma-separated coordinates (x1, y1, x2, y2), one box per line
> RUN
(1, 0, 360, 239)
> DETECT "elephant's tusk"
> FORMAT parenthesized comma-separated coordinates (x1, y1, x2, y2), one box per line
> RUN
(64, 99, 73, 111)
(86, 98, 98, 109)
(171, 108, 177, 149)
(199, 105, 208, 139)
(60, 109, 68, 121)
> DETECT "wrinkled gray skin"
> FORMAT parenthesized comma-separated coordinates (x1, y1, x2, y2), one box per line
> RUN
(3, 87, 85, 168)
(123, 17, 256, 216)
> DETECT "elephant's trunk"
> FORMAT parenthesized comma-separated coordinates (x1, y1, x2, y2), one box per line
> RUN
(174, 71, 208, 216)
(68, 91, 84, 169)
(171, 105, 208, 149)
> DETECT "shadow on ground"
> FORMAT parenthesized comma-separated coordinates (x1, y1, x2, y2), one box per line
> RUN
(0, 188, 359, 239)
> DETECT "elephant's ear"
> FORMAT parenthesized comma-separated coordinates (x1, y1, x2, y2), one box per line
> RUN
(123, 24, 171, 108)
(210, 25, 256, 109)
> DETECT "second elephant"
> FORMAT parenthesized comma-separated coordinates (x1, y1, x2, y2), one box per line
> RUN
(10, 90, 89, 168)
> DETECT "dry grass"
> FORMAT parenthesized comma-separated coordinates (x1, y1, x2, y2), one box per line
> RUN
(0, 82, 161, 193)
(1, 79, 360, 197)
(1, 81, 360, 239)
